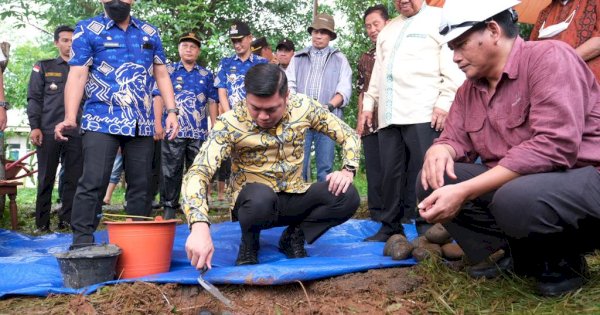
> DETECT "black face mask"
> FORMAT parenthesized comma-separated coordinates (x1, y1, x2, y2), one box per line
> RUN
(104, 0, 131, 23)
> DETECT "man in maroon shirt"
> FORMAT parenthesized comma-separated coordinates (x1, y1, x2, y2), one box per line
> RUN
(417, 0, 600, 297)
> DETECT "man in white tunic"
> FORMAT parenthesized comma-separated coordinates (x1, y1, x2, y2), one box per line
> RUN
(361, 0, 465, 241)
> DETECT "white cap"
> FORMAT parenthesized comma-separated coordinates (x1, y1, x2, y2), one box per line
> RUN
(439, 0, 521, 44)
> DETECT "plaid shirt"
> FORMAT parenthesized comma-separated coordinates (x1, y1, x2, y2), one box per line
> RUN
(357, 47, 378, 134)
(306, 46, 330, 100)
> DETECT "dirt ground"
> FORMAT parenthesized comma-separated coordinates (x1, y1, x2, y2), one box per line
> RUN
(0, 267, 427, 314)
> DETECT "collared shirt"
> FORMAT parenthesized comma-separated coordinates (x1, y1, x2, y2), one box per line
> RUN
(436, 37, 600, 175)
(69, 14, 167, 137)
(27, 56, 81, 136)
(181, 93, 361, 225)
(356, 47, 378, 135)
(530, 0, 600, 81)
(214, 53, 268, 107)
(363, 4, 465, 128)
(306, 46, 330, 100)
(156, 62, 217, 140)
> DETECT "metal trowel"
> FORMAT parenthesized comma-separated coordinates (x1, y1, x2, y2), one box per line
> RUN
(197, 268, 234, 308)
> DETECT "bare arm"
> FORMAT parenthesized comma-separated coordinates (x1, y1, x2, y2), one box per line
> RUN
(218, 88, 230, 112)
(55, 65, 88, 140)
(208, 101, 218, 127)
(154, 64, 178, 140)
(153, 95, 165, 140)
(575, 37, 600, 62)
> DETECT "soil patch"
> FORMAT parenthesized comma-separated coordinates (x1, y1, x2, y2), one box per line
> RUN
(0, 267, 426, 314)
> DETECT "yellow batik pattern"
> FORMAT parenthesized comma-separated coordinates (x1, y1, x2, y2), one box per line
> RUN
(181, 93, 361, 227)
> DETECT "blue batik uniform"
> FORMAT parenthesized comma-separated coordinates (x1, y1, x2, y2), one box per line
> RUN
(214, 54, 267, 107)
(69, 14, 167, 137)
(158, 62, 217, 140)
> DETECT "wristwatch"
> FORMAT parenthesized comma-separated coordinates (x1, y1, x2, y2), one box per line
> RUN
(0, 101, 9, 109)
(342, 165, 357, 176)
(166, 108, 179, 115)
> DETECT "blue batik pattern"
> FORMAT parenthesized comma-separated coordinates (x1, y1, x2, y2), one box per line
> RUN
(157, 62, 217, 140)
(70, 14, 167, 136)
(214, 54, 267, 107)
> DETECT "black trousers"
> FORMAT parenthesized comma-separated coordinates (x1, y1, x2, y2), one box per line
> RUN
(151, 140, 161, 202)
(362, 133, 383, 221)
(416, 163, 600, 265)
(233, 182, 360, 245)
(378, 123, 438, 233)
(71, 131, 154, 245)
(160, 138, 202, 210)
(35, 133, 83, 229)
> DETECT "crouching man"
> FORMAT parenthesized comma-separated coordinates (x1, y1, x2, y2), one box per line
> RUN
(417, 0, 600, 297)
(182, 63, 361, 267)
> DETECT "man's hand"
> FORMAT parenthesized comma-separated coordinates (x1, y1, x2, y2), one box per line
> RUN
(54, 119, 77, 141)
(421, 144, 457, 191)
(326, 170, 354, 196)
(30, 128, 43, 146)
(164, 112, 179, 141)
(355, 114, 365, 136)
(154, 122, 165, 141)
(359, 111, 373, 135)
(185, 222, 214, 270)
(418, 183, 468, 224)
(430, 107, 448, 132)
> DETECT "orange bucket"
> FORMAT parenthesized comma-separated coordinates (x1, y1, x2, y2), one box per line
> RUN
(105, 216, 181, 279)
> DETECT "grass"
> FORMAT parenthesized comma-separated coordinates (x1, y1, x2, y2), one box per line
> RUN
(409, 255, 600, 314)
(3, 183, 600, 313)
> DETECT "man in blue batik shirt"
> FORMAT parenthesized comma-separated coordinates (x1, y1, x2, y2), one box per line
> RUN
(55, 0, 179, 248)
(154, 32, 218, 220)
(215, 20, 268, 112)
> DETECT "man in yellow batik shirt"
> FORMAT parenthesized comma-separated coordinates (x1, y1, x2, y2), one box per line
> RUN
(181, 64, 361, 268)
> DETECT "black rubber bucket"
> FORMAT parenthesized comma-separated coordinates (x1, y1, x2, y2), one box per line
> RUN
(55, 244, 122, 289)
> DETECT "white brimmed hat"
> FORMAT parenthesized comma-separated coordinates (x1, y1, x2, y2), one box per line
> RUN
(439, 0, 521, 44)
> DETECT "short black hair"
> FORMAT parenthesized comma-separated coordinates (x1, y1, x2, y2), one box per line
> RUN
(54, 25, 74, 42)
(469, 9, 519, 39)
(245, 63, 288, 98)
(363, 4, 389, 22)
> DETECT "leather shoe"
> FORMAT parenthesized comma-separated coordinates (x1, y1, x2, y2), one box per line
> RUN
(279, 226, 307, 259)
(364, 227, 405, 242)
(466, 250, 513, 279)
(235, 242, 259, 266)
(536, 255, 589, 297)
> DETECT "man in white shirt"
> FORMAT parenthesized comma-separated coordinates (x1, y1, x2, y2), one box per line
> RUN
(361, 0, 465, 241)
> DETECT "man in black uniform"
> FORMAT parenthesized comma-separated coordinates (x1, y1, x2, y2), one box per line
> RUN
(27, 25, 83, 232)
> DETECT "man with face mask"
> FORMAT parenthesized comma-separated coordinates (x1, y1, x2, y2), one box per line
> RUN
(55, 0, 179, 248)
(27, 25, 82, 232)
(530, 0, 600, 81)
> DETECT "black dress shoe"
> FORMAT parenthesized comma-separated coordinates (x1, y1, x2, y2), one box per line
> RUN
(235, 242, 259, 266)
(466, 251, 513, 279)
(279, 226, 307, 259)
(364, 226, 405, 242)
(536, 255, 589, 297)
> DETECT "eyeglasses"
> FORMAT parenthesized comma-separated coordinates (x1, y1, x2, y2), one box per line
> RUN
(439, 21, 482, 35)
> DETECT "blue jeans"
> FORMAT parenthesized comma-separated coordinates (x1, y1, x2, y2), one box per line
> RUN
(302, 129, 335, 182)
(109, 153, 123, 184)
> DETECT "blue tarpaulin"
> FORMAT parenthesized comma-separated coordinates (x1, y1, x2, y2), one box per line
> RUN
(0, 219, 417, 297)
